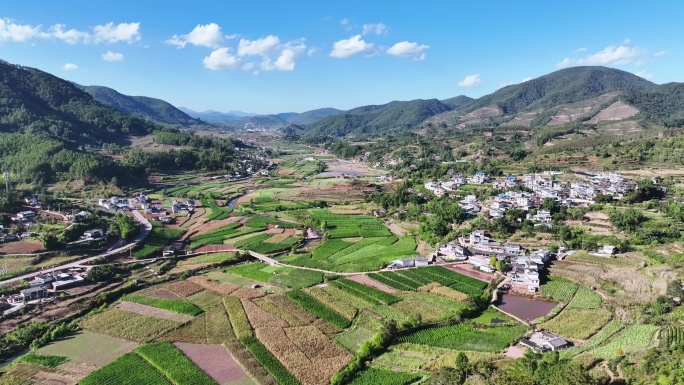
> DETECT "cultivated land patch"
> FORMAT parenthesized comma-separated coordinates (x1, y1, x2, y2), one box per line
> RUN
(146, 288, 183, 300)
(37, 330, 139, 367)
(164, 280, 205, 297)
(347, 274, 396, 293)
(81, 308, 184, 342)
(175, 343, 254, 385)
(116, 301, 194, 323)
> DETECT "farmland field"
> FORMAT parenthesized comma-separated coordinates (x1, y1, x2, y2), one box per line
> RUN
(391, 292, 468, 323)
(223, 262, 323, 288)
(375, 342, 504, 371)
(79, 353, 171, 385)
(347, 367, 422, 385)
(540, 308, 612, 339)
(590, 324, 660, 359)
(121, 293, 203, 316)
(81, 308, 184, 342)
(368, 266, 488, 296)
(37, 330, 139, 367)
(660, 324, 684, 348)
(561, 321, 624, 358)
(241, 335, 300, 385)
(175, 343, 255, 385)
(285, 289, 351, 328)
(234, 233, 301, 254)
(136, 342, 216, 385)
(134, 223, 185, 259)
(541, 276, 579, 302)
(566, 286, 602, 309)
(397, 324, 527, 352)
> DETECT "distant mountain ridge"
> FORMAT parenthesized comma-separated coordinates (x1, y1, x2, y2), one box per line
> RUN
(181, 106, 344, 129)
(78, 85, 204, 127)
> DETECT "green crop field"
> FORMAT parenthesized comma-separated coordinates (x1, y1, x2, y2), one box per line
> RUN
(200, 197, 232, 220)
(178, 252, 239, 266)
(329, 278, 402, 305)
(188, 223, 261, 250)
(660, 324, 684, 348)
(136, 342, 216, 385)
(540, 308, 612, 339)
(566, 286, 602, 309)
(369, 266, 487, 297)
(37, 330, 139, 367)
(397, 324, 527, 352)
(234, 233, 300, 254)
(590, 324, 659, 359)
(561, 322, 624, 358)
(306, 209, 392, 238)
(241, 335, 301, 385)
(541, 276, 579, 302)
(347, 367, 422, 385)
(224, 296, 253, 339)
(80, 353, 171, 385)
(81, 308, 184, 342)
(122, 294, 203, 316)
(391, 292, 468, 323)
(223, 262, 323, 288)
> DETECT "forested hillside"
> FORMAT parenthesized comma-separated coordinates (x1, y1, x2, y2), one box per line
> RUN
(79, 85, 204, 127)
(0, 60, 158, 143)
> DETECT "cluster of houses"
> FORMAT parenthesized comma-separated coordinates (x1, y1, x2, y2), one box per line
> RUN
(423, 172, 492, 198)
(6, 269, 85, 306)
(98, 195, 149, 212)
(171, 200, 195, 215)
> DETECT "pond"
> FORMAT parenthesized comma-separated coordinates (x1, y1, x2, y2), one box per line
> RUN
(497, 294, 558, 321)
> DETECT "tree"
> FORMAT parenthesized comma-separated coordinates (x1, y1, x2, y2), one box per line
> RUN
(489, 256, 497, 267)
(86, 265, 116, 282)
(41, 234, 63, 251)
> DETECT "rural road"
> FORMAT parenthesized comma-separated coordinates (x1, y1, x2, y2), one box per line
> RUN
(0, 211, 152, 286)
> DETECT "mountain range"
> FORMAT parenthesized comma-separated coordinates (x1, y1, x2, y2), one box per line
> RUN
(180, 106, 345, 128)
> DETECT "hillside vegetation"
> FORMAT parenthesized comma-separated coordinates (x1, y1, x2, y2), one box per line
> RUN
(79, 85, 204, 127)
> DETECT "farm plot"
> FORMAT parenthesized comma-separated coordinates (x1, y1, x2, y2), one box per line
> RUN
(178, 252, 240, 267)
(397, 324, 527, 352)
(224, 296, 253, 339)
(589, 324, 659, 359)
(136, 342, 216, 385)
(201, 197, 232, 220)
(80, 353, 171, 385)
(333, 311, 384, 353)
(121, 294, 203, 316)
(133, 223, 185, 259)
(330, 278, 402, 305)
(391, 292, 468, 323)
(234, 233, 301, 254)
(241, 336, 300, 385)
(286, 236, 417, 272)
(566, 286, 602, 309)
(306, 209, 391, 238)
(175, 343, 254, 385)
(376, 343, 504, 372)
(347, 367, 422, 385)
(116, 301, 194, 322)
(540, 308, 612, 339)
(81, 308, 184, 342)
(541, 276, 579, 302)
(561, 321, 623, 358)
(369, 266, 488, 296)
(660, 324, 684, 348)
(164, 280, 204, 297)
(188, 223, 261, 250)
(255, 295, 318, 327)
(224, 262, 323, 289)
(285, 289, 351, 329)
(186, 290, 224, 310)
(37, 330, 139, 367)
(255, 325, 353, 385)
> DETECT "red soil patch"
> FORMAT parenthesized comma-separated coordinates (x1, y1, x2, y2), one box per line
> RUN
(442, 263, 493, 283)
(283, 228, 298, 236)
(265, 227, 285, 234)
(164, 280, 204, 297)
(193, 245, 235, 253)
(348, 274, 396, 293)
(145, 288, 182, 300)
(175, 343, 248, 384)
(188, 276, 240, 295)
(0, 241, 43, 254)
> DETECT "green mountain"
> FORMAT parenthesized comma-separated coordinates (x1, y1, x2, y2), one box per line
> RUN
(0, 60, 158, 143)
(460, 66, 655, 115)
(620, 82, 684, 127)
(441, 95, 474, 109)
(300, 99, 452, 138)
(78, 85, 204, 127)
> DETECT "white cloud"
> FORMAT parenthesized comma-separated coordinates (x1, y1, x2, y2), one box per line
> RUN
(241, 62, 254, 71)
(329, 35, 374, 58)
(0, 19, 139, 44)
(387, 41, 429, 60)
(623, 38, 631, 44)
(92, 22, 140, 43)
(635, 70, 653, 80)
(203, 48, 240, 70)
(557, 44, 645, 68)
(521, 76, 533, 82)
(340, 18, 350, 25)
(573, 47, 587, 54)
(62, 63, 78, 71)
(272, 42, 306, 71)
(166, 23, 224, 48)
(362, 23, 388, 35)
(237, 35, 279, 56)
(654, 50, 668, 58)
(307, 47, 318, 57)
(458, 74, 482, 88)
(101, 50, 124, 61)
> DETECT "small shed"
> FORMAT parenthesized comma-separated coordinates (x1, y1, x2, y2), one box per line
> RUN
(391, 258, 415, 268)
(414, 257, 429, 267)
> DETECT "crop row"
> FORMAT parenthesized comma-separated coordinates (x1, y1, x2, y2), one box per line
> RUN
(235, 234, 301, 254)
(397, 324, 527, 352)
(367, 273, 416, 291)
(331, 278, 402, 305)
(136, 342, 216, 385)
(122, 294, 203, 316)
(223, 296, 253, 339)
(285, 289, 351, 329)
(312, 239, 353, 259)
(241, 335, 301, 385)
(561, 321, 624, 358)
(541, 277, 579, 302)
(590, 324, 660, 359)
(80, 353, 171, 385)
(661, 324, 684, 348)
(566, 286, 602, 309)
(245, 215, 298, 229)
(348, 367, 422, 385)
(200, 198, 232, 220)
(422, 266, 488, 290)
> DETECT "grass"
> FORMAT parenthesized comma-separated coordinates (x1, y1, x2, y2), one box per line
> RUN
(397, 324, 527, 352)
(201, 197, 232, 220)
(471, 307, 514, 325)
(178, 252, 238, 266)
(136, 342, 216, 385)
(540, 308, 612, 339)
(14, 353, 68, 368)
(80, 353, 171, 385)
(333, 312, 384, 353)
(391, 292, 468, 323)
(122, 294, 203, 316)
(37, 330, 140, 367)
(224, 262, 323, 288)
(134, 223, 185, 259)
(186, 290, 223, 310)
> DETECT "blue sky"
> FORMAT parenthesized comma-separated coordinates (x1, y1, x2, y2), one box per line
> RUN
(0, 1, 681, 113)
